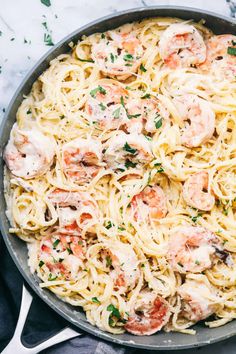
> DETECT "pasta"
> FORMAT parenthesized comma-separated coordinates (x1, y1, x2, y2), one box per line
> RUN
(3, 17, 236, 336)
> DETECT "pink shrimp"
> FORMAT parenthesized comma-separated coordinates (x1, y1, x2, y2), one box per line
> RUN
(159, 23, 206, 69)
(168, 226, 220, 273)
(48, 189, 99, 235)
(91, 28, 143, 80)
(125, 291, 170, 335)
(183, 171, 215, 211)
(85, 81, 129, 130)
(173, 94, 215, 147)
(4, 123, 55, 179)
(178, 277, 222, 322)
(38, 234, 86, 281)
(62, 137, 103, 184)
(131, 185, 168, 222)
(203, 35, 236, 79)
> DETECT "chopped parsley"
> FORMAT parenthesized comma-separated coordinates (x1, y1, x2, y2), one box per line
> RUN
(141, 263, 145, 268)
(92, 297, 101, 304)
(41, 0, 51, 6)
(107, 304, 121, 319)
(58, 258, 64, 263)
(120, 96, 125, 107)
(127, 113, 141, 119)
(10, 37, 15, 41)
(191, 214, 202, 223)
(195, 260, 200, 265)
(141, 93, 151, 99)
(125, 160, 137, 169)
(39, 260, 44, 268)
(123, 142, 137, 155)
(106, 256, 112, 267)
(67, 247, 72, 254)
(53, 239, 60, 248)
(154, 115, 163, 129)
(99, 102, 106, 111)
(118, 226, 125, 231)
(90, 85, 106, 98)
(227, 46, 236, 56)
(123, 54, 134, 62)
(78, 57, 94, 63)
(144, 135, 152, 141)
(140, 63, 147, 72)
(48, 273, 57, 281)
(110, 53, 115, 63)
(177, 262, 183, 267)
(42, 22, 48, 30)
(113, 107, 121, 119)
(156, 166, 164, 173)
(0, 31, 2, 36)
(44, 33, 54, 46)
(105, 221, 114, 229)
(101, 33, 105, 39)
(26, 109, 31, 114)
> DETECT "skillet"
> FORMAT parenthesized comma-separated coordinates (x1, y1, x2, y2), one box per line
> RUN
(0, 6, 236, 350)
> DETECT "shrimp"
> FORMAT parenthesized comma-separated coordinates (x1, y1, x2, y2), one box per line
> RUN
(48, 189, 99, 235)
(142, 97, 170, 133)
(91, 27, 143, 80)
(125, 290, 170, 335)
(168, 226, 220, 273)
(159, 23, 206, 69)
(178, 277, 221, 322)
(183, 171, 215, 211)
(62, 137, 103, 184)
(204, 35, 236, 79)
(4, 123, 55, 179)
(85, 81, 129, 130)
(106, 243, 140, 292)
(173, 94, 215, 147)
(38, 234, 86, 281)
(125, 96, 169, 134)
(104, 131, 153, 170)
(131, 185, 168, 222)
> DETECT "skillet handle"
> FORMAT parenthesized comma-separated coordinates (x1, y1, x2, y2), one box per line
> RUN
(2, 284, 81, 354)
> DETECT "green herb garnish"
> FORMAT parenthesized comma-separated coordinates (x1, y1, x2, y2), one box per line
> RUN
(141, 93, 151, 99)
(227, 47, 236, 56)
(125, 160, 137, 169)
(67, 247, 72, 254)
(41, 0, 51, 7)
(39, 260, 44, 268)
(99, 102, 106, 111)
(123, 54, 134, 62)
(107, 304, 121, 319)
(106, 256, 112, 267)
(92, 297, 101, 304)
(195, 260, 200, 265)
(113, 107, 121, 119)
(78, 57, 94, 63)
(44, 33, 54, 46)
(140, 63, 147, 72)
(123, 142, 137, 155)
(26, 109, 31, 114)
(48, 273, 57, 281)
(53, 239, 60, 248)
(110, 53, 115, 63)
(154, 115, 163, 129)
(90, 85, 106, 98)
(105, 221, 114, 229)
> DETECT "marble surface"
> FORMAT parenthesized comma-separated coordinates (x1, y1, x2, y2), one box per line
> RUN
(0, 1, 236, 353)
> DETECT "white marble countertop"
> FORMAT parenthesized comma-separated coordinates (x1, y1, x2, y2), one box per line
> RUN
(0, 0, 236, 353)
